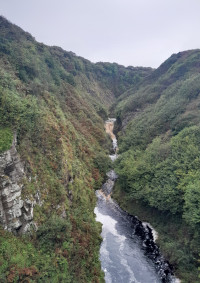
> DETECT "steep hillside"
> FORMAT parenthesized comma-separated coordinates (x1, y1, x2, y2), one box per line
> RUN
(114, 50, 200, 282)
(0, 16, 153, 282)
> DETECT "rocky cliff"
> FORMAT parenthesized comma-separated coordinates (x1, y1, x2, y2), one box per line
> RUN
(0, 134, 35, 233)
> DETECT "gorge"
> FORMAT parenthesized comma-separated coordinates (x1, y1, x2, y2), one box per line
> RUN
(0, 16, 200, 282)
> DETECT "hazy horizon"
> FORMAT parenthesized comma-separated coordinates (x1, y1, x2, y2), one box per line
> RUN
(1, 0, 200, 68)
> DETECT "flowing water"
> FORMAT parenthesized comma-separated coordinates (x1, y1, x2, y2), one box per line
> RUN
(95, 118, 179, 283)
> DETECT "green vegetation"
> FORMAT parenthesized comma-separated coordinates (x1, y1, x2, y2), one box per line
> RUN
(0, 16, 153, 282)
(0, 219, 103, 282)
(115, 126, 200, 281)
(116, 126, 200, 216)
(1, 14, 200, 282)
(114, 49, 200, 282)
(0, 127, 13, 153)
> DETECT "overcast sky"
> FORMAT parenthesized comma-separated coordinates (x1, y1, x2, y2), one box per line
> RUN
(1, 0, 200, 68)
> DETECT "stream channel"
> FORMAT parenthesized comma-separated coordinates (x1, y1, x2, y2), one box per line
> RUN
(94, 118, 179, 283)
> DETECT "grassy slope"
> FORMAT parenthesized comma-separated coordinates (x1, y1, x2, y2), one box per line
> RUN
(114, 50, 200, 282)
(0, 16, 153, 282)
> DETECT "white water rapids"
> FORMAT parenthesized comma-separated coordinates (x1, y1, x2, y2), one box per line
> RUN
(94, 118, 180, 283)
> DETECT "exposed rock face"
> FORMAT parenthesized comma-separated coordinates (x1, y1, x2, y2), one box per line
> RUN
(0, 134, 34, 233)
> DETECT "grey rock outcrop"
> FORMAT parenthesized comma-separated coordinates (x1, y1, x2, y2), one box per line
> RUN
(0, 134, 34, 233)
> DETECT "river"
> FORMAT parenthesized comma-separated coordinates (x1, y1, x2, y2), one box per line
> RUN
(95, 118, 179, 283)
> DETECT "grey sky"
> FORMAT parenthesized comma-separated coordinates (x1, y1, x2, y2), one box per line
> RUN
(1, 0, 200, 68)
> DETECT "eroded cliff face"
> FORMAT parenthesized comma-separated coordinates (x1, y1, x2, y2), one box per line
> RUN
(0, 134, 34, 234)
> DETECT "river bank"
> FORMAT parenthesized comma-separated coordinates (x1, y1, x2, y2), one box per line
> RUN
(112, 183, 200, 283)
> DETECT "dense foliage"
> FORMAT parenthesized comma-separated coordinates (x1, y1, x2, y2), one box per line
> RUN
(2, 14, 200, 282)
(114, 50, 200, 281)
(0, 16, 153, 282)
(0, 127, 13, 153)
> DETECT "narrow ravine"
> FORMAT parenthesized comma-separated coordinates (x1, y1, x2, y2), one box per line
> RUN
(95, 118, 179, 283)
